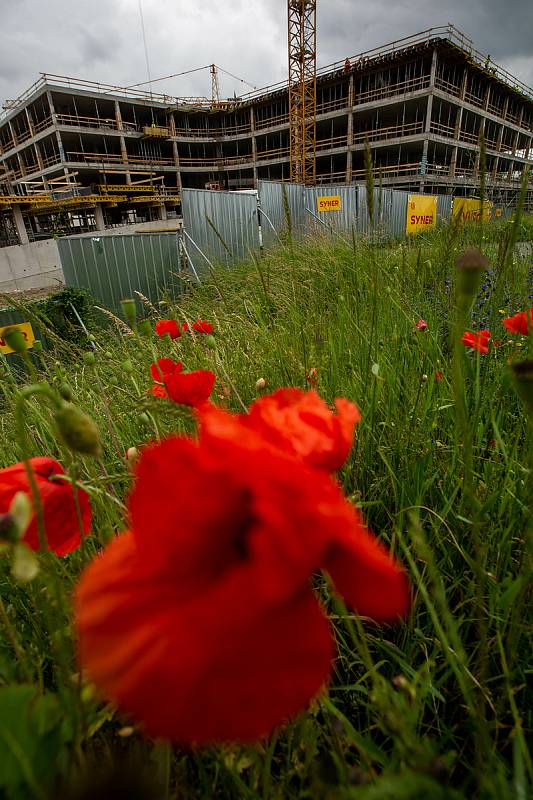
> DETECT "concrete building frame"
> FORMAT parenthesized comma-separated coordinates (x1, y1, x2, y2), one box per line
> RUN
(1, 25, 532, 247)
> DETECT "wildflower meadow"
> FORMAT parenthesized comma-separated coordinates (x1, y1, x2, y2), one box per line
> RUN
(0, 208, 532, 799)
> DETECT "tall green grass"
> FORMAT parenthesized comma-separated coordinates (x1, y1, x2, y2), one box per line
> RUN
(0, 218, 531, 799)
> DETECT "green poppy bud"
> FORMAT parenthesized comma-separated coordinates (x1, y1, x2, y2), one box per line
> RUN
(121, 298, 137, 329)
(206, 335, 217, 350)
(83, 352, 96, 366)
(33, 340, 43, 353)
(59, 382, 73, 401)
(123, 359, 134, 374)
(55, 402, 102, 457)
(138, 319, 152, 337)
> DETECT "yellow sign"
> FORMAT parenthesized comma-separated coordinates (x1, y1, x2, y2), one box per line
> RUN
(317, 195, 341, 212)
(452, 198, 493, 223)
(495, 207, 502, 217)
(0, 323, 35, 354)
(406, 194, 438, 235)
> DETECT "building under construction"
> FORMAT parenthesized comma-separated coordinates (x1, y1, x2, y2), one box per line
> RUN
(1, 24, 532, 246)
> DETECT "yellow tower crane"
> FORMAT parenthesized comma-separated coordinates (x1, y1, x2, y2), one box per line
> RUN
(288, 0, 317, 185)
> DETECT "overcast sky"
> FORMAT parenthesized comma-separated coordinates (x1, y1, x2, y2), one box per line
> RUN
(1, 0, 532, 108)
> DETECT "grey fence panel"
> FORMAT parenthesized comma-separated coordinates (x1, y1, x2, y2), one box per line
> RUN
(304, 185, 358, 237)
(57, 233, 180, 316)
(388, 191, 410, 237)
(258, 181, 306, 247)
(181, 188, 260, 276)
(437, 195, 453, 223)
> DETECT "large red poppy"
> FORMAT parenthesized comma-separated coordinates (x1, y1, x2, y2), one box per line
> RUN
(199, 389, 361, 472)
(192, 320, 214, 335)
(75, 426, 409, 745)
(150, 358, 215, 407)
(155, 320, 181, 340)
(461, 330, 491, 354)
(0, 457, 91, 555)
(503, 309, 533, 335)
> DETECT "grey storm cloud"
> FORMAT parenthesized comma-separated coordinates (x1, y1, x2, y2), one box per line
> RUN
(0, 0, 532, 108)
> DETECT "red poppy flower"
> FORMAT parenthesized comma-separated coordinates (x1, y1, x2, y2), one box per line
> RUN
(75, 427, 409, 745)
(461, 330, 491, 354)
(150, 385, 168, 399)
(150, 358, 182, 382)
(182, 322, 189, 332)
(0, 457, 91, 555)
(155, 320, 181, 340)
(306, 367, 318, 386)
(415, 319, 428, 332)
(199, 389, 361, 472)
(164, 368, 215, 407)
(192, 320, 214, 335)
(503, 309, 533, 335)
(435, 371, 443, 381)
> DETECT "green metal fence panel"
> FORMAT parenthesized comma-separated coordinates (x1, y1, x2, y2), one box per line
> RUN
(57, 234, 181, 317)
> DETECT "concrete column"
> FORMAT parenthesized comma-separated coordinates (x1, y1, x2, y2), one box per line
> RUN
(94, 203, 106, 231)
(484, 85, 491, 111)
(25, 107, 35, 137)
(250, 107, 258, 187)
(47, 91, 66, 163)
(7, 121, 17, 148)
(496, 122, 505, 153)
(158, 204, 168, 221)
(169, 112, 182, 191)
(501, 96, 509, 123)
(460, 69, 468, 100)
(114, 101, 131, 185)
(345, 74, 354, 183)
(454, 105, 463, 138)
(429, 48, 438, 87)
(12, 204, 29, 244)
(449, 145, 458, 177)
(420, 56, 436, 192)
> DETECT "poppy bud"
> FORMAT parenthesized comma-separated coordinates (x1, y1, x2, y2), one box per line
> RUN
(511, 359, 533, 414)
(104, 351, 113, 359)
(255, 377, 267, 390)
(126, 447, 140, 469)
(55, 403, 102, 457)
(456, 248, 488, 300)
(206, 335, 217, 350)
(3, 326, 27, 353)
(33, 340, 43, 352)
(138, 319, 152, 337)
(83, 352, 96, 366)
(59, 382, 73, 401)
(121, 298, 137, 329)
(139, 413, 150, 427)
(10, 491, 32, 538)
(123, 359, 134, 375)
(11, 542, 39, 583)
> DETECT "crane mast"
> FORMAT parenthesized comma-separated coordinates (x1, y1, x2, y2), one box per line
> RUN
(288, 0, 317, 185)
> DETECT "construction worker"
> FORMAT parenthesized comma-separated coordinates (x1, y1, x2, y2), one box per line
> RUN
(344, 58, 351, 73)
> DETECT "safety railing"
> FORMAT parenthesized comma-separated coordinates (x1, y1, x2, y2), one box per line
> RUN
(353, 120, 424, 144)
(354, 74, 431, 106)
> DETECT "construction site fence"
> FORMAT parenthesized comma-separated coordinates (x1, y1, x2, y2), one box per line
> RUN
(57, 234, 181, 318)
(52, 182, 510, 321)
